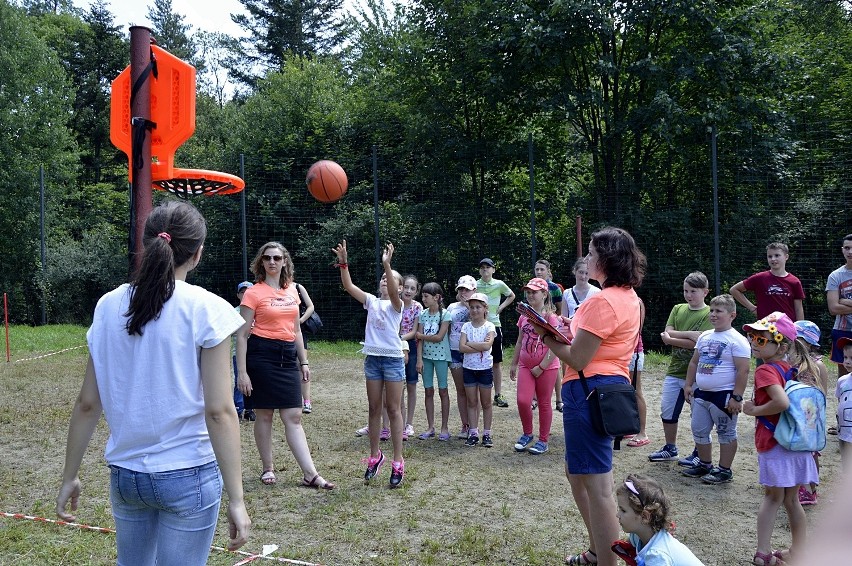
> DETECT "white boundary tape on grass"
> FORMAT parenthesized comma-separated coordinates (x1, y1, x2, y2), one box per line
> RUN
(12, 345, 87, 363)
(1, 512, 323, 565)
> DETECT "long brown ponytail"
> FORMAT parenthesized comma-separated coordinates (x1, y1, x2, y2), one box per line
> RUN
(124, 201, 207, 335)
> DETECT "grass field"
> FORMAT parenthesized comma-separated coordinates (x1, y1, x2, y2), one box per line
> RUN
(0, 325, 844, 565)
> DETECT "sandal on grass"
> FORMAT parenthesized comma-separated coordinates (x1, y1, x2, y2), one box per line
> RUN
(301, 473, 335, 490)
(752, 551, 779, 566)
(261, 470, 276, 485)
(565, 549, 597, 565)
(626, 437, 651, 447)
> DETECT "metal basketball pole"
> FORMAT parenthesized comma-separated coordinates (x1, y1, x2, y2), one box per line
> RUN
(129, 26, 153, 274)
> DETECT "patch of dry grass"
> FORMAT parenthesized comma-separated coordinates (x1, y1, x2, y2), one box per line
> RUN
(0, 328, 844, 565)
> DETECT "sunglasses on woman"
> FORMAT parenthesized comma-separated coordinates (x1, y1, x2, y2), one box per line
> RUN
(262, 254, 283, 262)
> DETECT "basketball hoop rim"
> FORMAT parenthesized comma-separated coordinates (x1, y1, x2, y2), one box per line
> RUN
(152, 168, 245, 196)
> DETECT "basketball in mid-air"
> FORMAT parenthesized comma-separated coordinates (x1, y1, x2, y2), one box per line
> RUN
(306, 160, 348, 203)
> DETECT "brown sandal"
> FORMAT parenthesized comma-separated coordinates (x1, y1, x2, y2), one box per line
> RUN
(301, 473, 335, 490)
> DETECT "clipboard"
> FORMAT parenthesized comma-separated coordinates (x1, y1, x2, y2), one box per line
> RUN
(515, 302, 571, 344)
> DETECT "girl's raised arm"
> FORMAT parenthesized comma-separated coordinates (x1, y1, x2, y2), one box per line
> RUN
(383, 243, 402, 312)
(333, 240, 368, 304)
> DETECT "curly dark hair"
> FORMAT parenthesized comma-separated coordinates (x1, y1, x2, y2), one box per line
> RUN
(616, 473, 672, 533)
(589, 227, 646, 288)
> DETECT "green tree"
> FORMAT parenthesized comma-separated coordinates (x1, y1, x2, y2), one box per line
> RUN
(147, 0, 200, 67)
(0, 0, 77, 322)
(230, 0, 348, 85)
(64, 0, 127, 183)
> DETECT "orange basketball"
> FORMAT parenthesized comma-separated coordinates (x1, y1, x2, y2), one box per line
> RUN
(306, 160, 348, 203)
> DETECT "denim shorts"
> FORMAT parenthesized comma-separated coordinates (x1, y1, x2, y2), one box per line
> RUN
(562, 375, 628, 474)
(405, 339, 419, 384)
(109, 461, 222, 566)
(365, 355, 405, 382)
(450, 350, 464, 369)
(463, 367, 494, 388)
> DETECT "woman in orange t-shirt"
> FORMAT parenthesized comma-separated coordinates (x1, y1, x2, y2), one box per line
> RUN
(236, 242, 334, 490)
(539, 227, 645, 566)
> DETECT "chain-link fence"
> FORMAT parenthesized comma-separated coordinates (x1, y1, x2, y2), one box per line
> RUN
(8, 122, 852, 352)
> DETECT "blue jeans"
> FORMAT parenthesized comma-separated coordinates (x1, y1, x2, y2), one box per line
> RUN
(109, 461, 222, 566)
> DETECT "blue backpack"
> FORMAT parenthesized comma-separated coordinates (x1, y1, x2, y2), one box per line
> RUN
(759, 363, 826, 452)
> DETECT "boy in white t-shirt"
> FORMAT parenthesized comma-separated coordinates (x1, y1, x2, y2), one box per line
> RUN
(460, 292, 496, 448)
(682, 294, 750, 484)
(835, 338, 852, 470)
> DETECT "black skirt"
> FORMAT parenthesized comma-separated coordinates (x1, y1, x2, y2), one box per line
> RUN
(245, 335, 302, 409)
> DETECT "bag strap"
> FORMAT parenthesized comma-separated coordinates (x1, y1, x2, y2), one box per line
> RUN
(757, 363, 789, 432)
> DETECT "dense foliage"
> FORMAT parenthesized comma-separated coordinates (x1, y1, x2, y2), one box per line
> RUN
(2, 0, 851, 345)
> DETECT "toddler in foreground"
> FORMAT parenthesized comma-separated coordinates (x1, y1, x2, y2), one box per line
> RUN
(614, 473, 704, 565)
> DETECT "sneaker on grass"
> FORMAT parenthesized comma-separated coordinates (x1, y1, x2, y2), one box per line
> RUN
(701, 467, 733, 484)
(798, 486, 818, 505)
(681, 462, 713, 478)
(482, 434, 493, 448)
(465, 435, 479, 447)
(494, 393, 509, 407)
(648, 444, 679, 462)
(678, 449, 701, 468)
(514, 434, 534, 452)
(363, 450, 385, 482)
(457, 425, 470, 439)
(528, 440, 548, 455)
(389, 460, 404, 488)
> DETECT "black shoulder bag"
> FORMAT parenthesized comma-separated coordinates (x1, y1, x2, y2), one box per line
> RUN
(297, 284, 323, 335)
(578, 299, 644, 450)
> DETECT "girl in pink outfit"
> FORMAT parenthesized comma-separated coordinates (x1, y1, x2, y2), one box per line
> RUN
(509, 278, 561, 455)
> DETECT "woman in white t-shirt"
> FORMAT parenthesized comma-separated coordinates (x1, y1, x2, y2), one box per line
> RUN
(564, 257, 602, 318)
(56, 201, 250, 564)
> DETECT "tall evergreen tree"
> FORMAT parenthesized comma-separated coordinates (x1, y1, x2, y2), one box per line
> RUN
(229, 0, 348, 85)
(64, 0, 127, 183)
(146, 0, 199, 67)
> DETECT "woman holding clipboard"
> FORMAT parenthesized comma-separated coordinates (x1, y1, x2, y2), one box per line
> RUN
(529, 227, 645, 566)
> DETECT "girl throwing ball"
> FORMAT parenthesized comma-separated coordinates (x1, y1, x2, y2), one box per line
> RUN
(333, 240, 407, 488)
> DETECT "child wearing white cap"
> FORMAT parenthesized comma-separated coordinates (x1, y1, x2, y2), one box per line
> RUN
(447, 275, 476, 438)
(460, 292, 497, 447)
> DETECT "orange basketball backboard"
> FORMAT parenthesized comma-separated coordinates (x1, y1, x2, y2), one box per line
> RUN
(110, 44, 196, 181)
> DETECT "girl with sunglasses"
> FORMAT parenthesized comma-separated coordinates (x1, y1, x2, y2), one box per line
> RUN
(742, 312, 817, 566)
(236, 242, 334, 489)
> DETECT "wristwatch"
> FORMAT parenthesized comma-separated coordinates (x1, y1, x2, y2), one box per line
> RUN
(731, 394, 743, 402)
